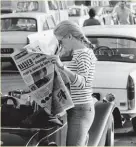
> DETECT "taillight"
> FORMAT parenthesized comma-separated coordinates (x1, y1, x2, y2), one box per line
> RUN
(127, 75, 135, 110)
(27, 37, 30, 44)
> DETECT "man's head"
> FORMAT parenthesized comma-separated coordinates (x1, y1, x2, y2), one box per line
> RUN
(89, 8, 96, 18)
(120, 1, 126, 9)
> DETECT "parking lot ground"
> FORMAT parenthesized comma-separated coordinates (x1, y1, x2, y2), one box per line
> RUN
(114, 120, 136, 146)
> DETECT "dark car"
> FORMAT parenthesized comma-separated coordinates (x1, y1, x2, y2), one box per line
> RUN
(1, 58, 121, 146)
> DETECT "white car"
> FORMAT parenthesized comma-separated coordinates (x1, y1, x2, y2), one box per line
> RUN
(68, 5, 89, 27)
(1, 12, 56, 60)
(83, 25, 136, 131)
(62, 25, 136, 131)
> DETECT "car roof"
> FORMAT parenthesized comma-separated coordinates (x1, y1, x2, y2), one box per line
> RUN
(1, 12, 52, 19)
(83, 25, 136, 38)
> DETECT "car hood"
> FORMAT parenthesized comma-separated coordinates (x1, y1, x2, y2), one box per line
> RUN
(93, 61, 136, 89)
(1, 127, 57, 146)
(1, 32, 34, 45)
(1, 72, 26, 95)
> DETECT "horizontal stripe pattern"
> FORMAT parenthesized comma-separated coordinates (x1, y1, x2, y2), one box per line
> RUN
(66, 48, 97, 105)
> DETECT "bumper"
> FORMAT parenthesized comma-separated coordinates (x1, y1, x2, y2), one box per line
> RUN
(121, 109, 136, 118)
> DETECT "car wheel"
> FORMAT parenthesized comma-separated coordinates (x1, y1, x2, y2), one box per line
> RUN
(132, 117, 136, 132)
(105, 115, 114, 146)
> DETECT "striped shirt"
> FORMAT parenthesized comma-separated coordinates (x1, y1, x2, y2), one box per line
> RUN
(65, 48, 97, 105)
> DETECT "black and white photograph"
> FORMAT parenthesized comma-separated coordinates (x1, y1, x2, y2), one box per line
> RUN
(1, 0, 136, 146)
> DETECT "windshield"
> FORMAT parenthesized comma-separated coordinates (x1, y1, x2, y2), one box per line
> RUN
(68, 8, 81, 17)
(88, 36, 136, 63)
(1, 18, 37, 32)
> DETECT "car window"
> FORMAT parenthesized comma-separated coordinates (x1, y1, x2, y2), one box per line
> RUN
(48, 0, 58, 10)
(46, 16, 55, 29)
(1, 9, 13, 14)
(43, 20, 49, 30)
(1, 18, 37, 32)
(60, 37, 136, 63)
(68, 8, 81, 17)
(88, 36, 136, 63)
(17, 1, 39, 12)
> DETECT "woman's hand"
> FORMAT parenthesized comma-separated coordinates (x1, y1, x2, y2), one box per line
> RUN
(50, 55, 63, 69)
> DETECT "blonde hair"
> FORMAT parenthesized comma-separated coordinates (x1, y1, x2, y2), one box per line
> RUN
(54, 20, 94, 49)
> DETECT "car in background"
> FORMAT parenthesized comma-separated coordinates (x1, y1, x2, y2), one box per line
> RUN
(83, 25, 136, 132)
(92, 6, 114, 25)
(1, 12, 57, 60)
(68, 5, 89, 27)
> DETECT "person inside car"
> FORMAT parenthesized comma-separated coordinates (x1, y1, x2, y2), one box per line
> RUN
(50, 20, 97, 146)
(83, 8, 101, 26)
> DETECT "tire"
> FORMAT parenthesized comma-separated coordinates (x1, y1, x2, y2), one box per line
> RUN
(105, 115, 114, 146)
(132, 117, 136, 132)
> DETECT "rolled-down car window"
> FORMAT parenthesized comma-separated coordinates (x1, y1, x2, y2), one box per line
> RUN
(87, 36, 136, 63)
(1, 18, 37, 32)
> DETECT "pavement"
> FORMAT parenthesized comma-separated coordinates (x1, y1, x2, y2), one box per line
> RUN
(114, 120, 136, 146)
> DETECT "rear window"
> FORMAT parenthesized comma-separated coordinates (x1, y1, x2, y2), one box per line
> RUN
(17, 1, 39, 12)
(1, 18, 37, 32)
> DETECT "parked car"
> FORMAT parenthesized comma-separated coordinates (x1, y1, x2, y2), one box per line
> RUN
(68, 5, 89, 27)
(92, 6, 114, 25)
(1, 12, 57, 60)
(82, 25, 136, 132)
(1, 51, 120, 146)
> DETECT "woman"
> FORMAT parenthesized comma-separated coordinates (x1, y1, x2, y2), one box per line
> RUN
(50, 20, 97, 146)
